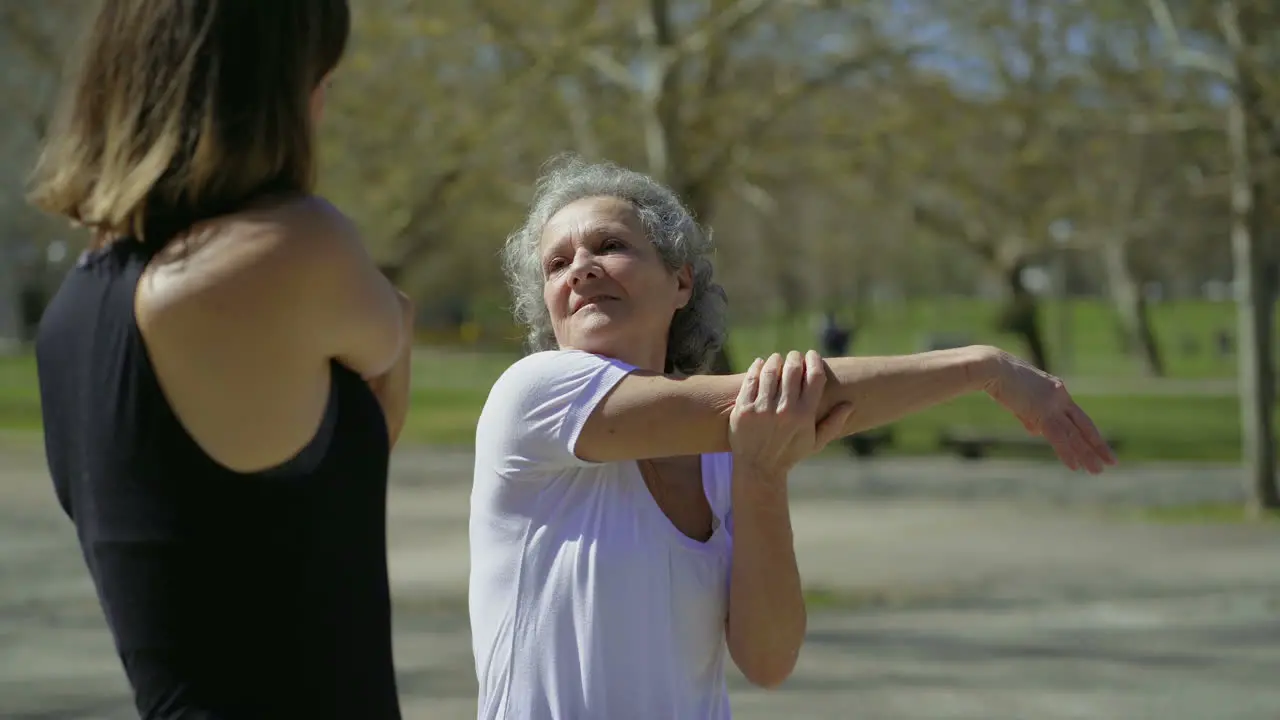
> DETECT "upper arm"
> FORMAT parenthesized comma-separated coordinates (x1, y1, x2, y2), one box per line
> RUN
(572, 367, 742, 463)
(478, 350, 742, 472)
(298, 201, 406, 378)
(478, 350, 635, 473)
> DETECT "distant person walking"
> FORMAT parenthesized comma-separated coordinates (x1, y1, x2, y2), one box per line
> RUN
(817, 310, 852, 357)
(28, 2, 410, 717)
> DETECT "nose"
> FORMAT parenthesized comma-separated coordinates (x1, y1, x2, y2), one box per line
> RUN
(566, 248, 599, 286)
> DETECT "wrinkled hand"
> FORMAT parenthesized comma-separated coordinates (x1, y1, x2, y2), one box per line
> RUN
(985, 350, 1118, 474)
(729, 350, 855, 478)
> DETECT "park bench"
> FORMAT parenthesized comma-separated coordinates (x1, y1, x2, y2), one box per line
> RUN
(938, 426, 1122, 460)
(842, 427, 895, 458)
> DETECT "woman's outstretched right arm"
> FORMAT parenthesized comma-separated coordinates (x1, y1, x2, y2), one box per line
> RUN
(573, 345, 1113, 473)
(574, 346, 998, 463)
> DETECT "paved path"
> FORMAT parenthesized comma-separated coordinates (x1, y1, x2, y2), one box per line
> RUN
(2, 443, 1278, 719)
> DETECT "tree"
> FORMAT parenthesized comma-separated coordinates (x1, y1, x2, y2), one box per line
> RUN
(317, 0, 597, 328)
(1145, 0, 1279, 511)
(0, 1, 83, 350)
(470, 0, 920, 370)
(865, 0, 1099, 371)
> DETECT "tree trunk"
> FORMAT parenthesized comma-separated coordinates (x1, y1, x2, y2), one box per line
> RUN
(703, 186, 733, 374)
(1101, 238, 1164, 376)
(1226, 82, 1279, 511)
(997, 259, 1051, 372)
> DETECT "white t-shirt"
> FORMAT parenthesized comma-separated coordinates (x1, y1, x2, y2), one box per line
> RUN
(469, 349, 735, 720)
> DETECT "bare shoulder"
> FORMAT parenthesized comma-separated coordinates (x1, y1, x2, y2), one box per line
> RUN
(138, 195, 357, 318)
(133, 195, 365, 402)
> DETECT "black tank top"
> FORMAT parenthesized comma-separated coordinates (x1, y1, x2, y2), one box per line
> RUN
(35, 239, 402, 719)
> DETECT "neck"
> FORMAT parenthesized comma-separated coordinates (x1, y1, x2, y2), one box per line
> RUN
(565, 340, 668, 375)
(611, 350, 667, 374)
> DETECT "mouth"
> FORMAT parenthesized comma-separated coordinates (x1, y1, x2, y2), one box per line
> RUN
(572, 295, 619, 314)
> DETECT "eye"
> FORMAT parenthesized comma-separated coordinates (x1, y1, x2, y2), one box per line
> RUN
(545, 257, 568, 274)
(600, 237, 625, 252)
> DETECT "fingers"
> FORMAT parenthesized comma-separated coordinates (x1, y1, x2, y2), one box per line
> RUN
(776, 351, 804, 414)
(737, 357, 763, 407)
(1044, 416, 1094, 473)
(1042, 405, 1116, 474)
(754, 353, 783, 412)
(1032, 415, 1072, 470)
(800, 349, 828, 413)
(814, 402, 855, 449)
(1009, 373, 1116, 473)
(1068, 404, 1118, 465)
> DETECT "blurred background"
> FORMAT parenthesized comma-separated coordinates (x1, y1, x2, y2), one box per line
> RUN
(2, 1, 1279, 718)
(4, 0, 1279, 484)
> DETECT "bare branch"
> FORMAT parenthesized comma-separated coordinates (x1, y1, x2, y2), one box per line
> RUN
(732, 177, 780, 215)
(907, 198, 997, 262)
(693, 42, 918, 185)
(1046, 109, 1219, 135)
(1144, 0, 1236, 79)
(582, 48, 641, 90)
(471, 1, 638, 90)
(382, 15, 616, 262)
(391, 167, 467, 268)
(556, 79, 602, 158)
(672, 0, 779, 62)
(1215, 0, 1246, 52)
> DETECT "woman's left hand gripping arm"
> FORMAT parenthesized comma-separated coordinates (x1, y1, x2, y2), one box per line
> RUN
(725, 350, 854, 688)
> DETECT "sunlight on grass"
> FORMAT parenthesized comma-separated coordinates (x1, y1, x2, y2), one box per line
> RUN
(0, 353, 41, 431)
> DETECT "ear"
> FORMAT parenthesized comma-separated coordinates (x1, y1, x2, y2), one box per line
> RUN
(674, 264, 694, 309)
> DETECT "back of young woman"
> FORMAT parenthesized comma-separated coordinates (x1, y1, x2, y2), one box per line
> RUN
(28, 3, 411, 717)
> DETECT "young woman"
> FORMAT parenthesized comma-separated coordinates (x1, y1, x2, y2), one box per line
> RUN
(29, 2, 410, 717)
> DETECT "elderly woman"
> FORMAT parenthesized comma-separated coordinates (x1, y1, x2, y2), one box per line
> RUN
(470, 156, 1115, 719)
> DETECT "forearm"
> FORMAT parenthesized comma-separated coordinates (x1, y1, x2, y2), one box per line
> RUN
(726, 467, 805, 688)
(818, 345, 1001, 437)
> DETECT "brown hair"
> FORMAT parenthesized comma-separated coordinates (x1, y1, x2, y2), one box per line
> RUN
(28, 0, 350, 245)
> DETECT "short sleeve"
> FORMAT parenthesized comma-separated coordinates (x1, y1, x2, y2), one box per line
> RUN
(477, 350, 636, 474)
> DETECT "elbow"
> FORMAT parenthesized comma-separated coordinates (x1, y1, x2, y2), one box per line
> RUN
(738, 652, 801, 689)
(729, 625, 805, 689)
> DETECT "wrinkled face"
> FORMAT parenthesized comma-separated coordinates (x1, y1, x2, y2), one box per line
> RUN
(540, 196, 693, 370)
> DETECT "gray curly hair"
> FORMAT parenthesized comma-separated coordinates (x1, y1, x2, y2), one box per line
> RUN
(502, 155, 728, 375)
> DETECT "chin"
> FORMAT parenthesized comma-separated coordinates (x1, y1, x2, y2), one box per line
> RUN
(560, 322, 631, 359)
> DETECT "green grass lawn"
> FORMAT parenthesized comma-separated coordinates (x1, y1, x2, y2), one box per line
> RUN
(1, 299, 1265, 462)
(0, 352, 40, 431)
(0, 349, 1251, 462)
(731, 298, 1245, 379)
